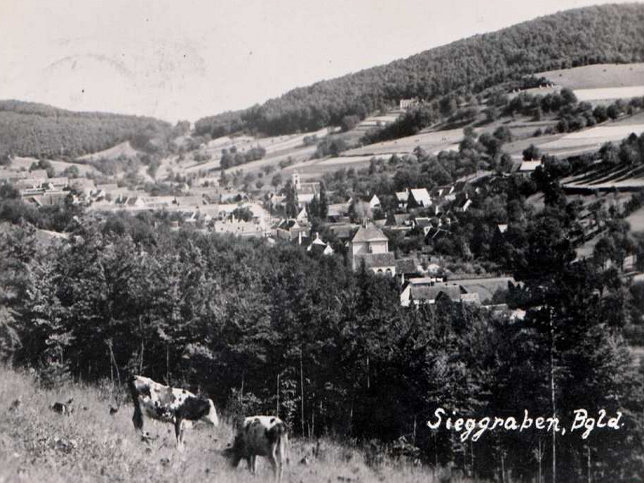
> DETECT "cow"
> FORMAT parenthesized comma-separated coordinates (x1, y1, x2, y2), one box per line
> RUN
(128, 375, 219, 450)
(50, 398, 74, 415)
(223, 415, 288, 482)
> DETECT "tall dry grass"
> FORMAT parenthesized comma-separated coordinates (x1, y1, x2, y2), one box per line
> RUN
(0, 367, 469, 482)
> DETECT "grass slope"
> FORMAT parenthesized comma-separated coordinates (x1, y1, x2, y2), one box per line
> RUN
(0, 368, 459, 483)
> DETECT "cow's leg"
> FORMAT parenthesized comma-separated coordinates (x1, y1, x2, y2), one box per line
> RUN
(267, 451, 279, 482)
(132, 405, 144, 437)
(174, 418, 185, 451)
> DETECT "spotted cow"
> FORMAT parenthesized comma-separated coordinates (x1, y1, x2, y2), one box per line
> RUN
(129, 375, 219, 450)
(223, 415, 289, 482)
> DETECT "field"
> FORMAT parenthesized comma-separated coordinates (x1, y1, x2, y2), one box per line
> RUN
(536, 124, 644, 157)
(77, 141, 140, 162)
(574, 86, 644, 102)
(537, 63, 644, 89)
(10, 156, 100, 177)
(0, 367, 460, 483)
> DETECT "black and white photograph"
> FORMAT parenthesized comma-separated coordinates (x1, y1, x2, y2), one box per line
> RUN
(1, 1, 644, 481)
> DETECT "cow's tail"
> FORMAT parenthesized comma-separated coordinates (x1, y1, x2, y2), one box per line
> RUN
(268, 422, 289, 466)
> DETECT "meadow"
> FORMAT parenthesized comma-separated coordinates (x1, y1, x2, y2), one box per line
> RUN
(0, 367, 464, 483)
(537, 63, 644, 89)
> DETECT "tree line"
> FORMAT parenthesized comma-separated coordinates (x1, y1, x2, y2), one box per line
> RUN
(0, 201, 642, 480)
(0, 100, 173, 159)
(194, 4, 644, 137)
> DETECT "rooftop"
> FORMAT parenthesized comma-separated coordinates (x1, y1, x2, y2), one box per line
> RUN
(351, 223, 388, 243)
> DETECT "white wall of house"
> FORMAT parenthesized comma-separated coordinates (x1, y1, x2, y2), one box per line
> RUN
(351, 239, 388, 256)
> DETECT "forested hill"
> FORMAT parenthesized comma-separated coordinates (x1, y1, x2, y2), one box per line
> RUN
(195, 3, 644, 137)
(0, 100, 172, 159)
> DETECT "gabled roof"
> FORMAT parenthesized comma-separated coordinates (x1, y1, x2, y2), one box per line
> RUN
(355, 252, 396, 268)
(396, 191, 409, 202)
(393, 213, 411, 225)
(409, 188, 431, 206)
(396, 258, 419, 274)
(410, 284, 462, 303)
(327, 203, 349, 217)
(351, 223, 388, 243)
(414, 217, 433, 228)
(519, 160, 541, 172)
(328, 223, 358, 240)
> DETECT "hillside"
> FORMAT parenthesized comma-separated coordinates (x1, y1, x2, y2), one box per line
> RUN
(195, 3, 644, 137)
(0, 368, 455, 483)
(0, 100, 172, 159)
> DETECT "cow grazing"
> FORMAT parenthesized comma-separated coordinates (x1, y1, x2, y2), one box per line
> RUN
(129, 375, 219, 450)
(223, 416, 288, 482)
(50, 398, 74, 415)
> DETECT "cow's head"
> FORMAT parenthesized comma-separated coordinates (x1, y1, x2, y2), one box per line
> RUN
(201, 398, 219, 427)
(222, 439, 244, 467)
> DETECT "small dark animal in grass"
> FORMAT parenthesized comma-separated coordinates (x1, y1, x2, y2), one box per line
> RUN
(109, 406, 119, 415)
(223, 416, 289, 482)
(129, 375, 219, 450)
(51, 398, 74, 415)
(9, 398, 21, 411)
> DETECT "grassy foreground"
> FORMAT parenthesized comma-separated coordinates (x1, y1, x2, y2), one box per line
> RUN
(0, 367, 466, 482)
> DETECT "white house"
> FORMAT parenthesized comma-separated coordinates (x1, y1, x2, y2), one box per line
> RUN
(409, 188, 432, 208)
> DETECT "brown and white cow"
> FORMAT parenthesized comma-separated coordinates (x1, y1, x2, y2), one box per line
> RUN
(223, 415, 289, 482)
(129, 375, 219, 450)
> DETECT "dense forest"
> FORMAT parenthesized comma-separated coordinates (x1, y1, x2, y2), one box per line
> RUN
(195, 4, 644, 137)
(0, 100, 172, 159)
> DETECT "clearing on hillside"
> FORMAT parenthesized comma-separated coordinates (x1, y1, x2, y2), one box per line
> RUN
(0, 368, 457, 483)
(537, 63, 644, 89)
(77, 141, 141, 162)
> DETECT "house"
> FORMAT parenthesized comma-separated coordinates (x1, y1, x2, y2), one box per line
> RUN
(15, 177, 45, 191)
(69, 178, 96, 196)
(292, 172, 320, 206)
(275, 219, 309, 242)
(369, 194, 381, 209)
(392, 213, 411, 226)
(451, 276, 517, 305)
(43, 177, 69, 190)
(519, 160, 541, 173)
(497, 224, 508, 235)
(306, 233, 334, 256)
(349, 222, 389, 270)
(354, 252, 396, 275)
(424, 226, 449, 242)
(327, 202, 350, 222)
(396, 258, 421, 284)
(413, 217, 433, 235)
(327, 223, 358, 242)
(296, 207, 309, 223)
(432, 185, 455, 201)
(400, 282, 463, 307)
(408, 188, 432, 208)
(395, 191, 409, 210)
(25, 192, 70, 207)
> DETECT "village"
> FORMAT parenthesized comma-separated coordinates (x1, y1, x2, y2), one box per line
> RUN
(0, 156, 530, 313)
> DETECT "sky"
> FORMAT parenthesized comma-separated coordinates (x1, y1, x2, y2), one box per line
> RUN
(0, 0, 639, 123)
